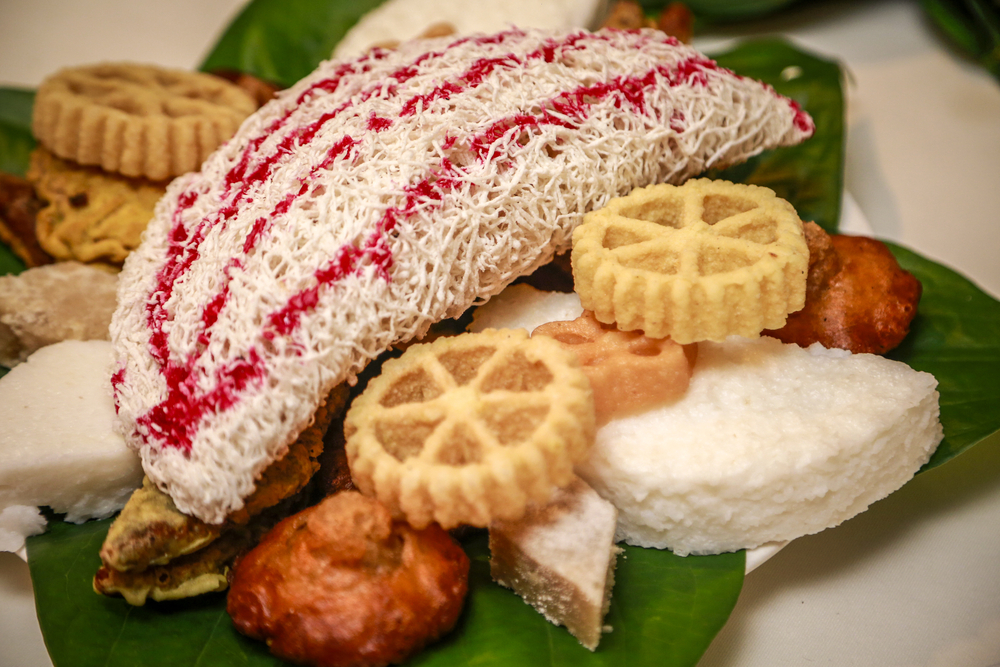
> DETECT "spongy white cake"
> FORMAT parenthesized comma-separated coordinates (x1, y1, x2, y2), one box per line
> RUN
(490, 476, 619, 650)
(0, 340, 143, 528)
(333, 0, 609, 58)
(577, 336, 943, 556)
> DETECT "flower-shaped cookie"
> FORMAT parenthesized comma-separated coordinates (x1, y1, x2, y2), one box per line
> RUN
(345, 329, 595, 529)
(533, 311, 695, 424)
(33, 63, 256, 180)
(572, 179, 808, 343)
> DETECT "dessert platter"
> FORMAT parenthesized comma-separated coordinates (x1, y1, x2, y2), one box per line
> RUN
(1, 1, 999, 666)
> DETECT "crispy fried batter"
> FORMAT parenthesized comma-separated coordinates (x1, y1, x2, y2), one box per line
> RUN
(602, 0, 655, 30)
(228, 492, 469, 667)
(99, 386, 348, 575)
(802, 221, 841, 301)
(0, 172, 51, 267)
(28, 147, 167, 266)
(766, 234, 921, 354)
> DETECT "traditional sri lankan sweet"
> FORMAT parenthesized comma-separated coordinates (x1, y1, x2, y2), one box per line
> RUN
(27, 148, 166, 265)
(533, 310, 696, 424)
(109, 27, 813, 525)
(571, 179, 809, 343)
(345, 329, 595, 529)
(32, 62, 256, 181)
(227, 492, 469, 667)
(766, 233, 921, 354)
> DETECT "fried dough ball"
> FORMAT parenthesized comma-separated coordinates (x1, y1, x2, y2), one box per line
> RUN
(227, 492, 469, 667)
(766, 234, 921, 354)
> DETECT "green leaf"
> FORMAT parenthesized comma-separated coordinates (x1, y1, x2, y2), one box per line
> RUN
(708, 39, 845, 232)
(28, 522, 744, 667)
(884, 242, 1000, 472)
(637, 0, 800, 22)
(0, 87, 36, 177)
(199, 0, 388, 88)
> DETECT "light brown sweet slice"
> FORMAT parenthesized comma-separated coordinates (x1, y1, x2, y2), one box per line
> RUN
(533, 311, 696, 425)
(490, 476, 620, 651)
(32, 63, 256, 180)
(345, 329, 595, 529)
(572, 179, 808, 344)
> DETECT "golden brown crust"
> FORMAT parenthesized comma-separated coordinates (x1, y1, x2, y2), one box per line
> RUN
(0, 172, 51, 267)
(32, 62, 256, 180)
(27, 147, 165, 265)
(227, 492, 469, 667)
(345, 329, 595, 529)
(766, 234, 921, 354)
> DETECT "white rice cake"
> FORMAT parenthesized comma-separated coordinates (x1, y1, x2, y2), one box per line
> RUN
(490, 476, 620, 650)
(577, 335, 943, 556)
(334, 0, 609, 59)
(0, 340, 142, 525)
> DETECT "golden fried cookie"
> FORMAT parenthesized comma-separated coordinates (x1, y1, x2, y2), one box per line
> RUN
(345, 329, 595, 529)
(533, 311, 696, 424)
(228, 492, 469, 667)
(572, 179, 808, 344)
(33, 62, 256, 180)
(28, 147, 164, 264)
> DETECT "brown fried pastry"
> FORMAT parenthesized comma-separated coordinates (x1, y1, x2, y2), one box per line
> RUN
(33, 62, 256, 180)
(99, 387, 346, 575)
(28, 147, 165, 265)
(766, 234, 921, 354)
(0, 172, 50, 267)
(228, 492, 469, 667)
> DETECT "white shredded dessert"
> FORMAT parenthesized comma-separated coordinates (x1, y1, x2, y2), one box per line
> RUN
(111, 27, 813, 524)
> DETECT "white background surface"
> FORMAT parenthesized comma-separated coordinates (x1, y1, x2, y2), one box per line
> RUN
(1, 1, 999, 666)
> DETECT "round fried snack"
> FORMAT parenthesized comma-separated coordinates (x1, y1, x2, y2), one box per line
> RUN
(766, 234, 921, 354)
(572, 179, 808, 344)
(28, 148, 164, 264)
(345, 329, 595, 529)
(533, 311, 696, 425)
(33, 63, 256, 180)
(227, 492, 469, 667)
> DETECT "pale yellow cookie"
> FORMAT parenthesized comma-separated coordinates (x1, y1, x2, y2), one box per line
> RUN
(32, 63, 256, 180)
(571, 179, 808, 343)
(345, 329, 595, 529)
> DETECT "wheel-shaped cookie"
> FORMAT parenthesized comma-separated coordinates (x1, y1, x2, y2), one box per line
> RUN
(345, 329, 595, 529)
(33, 63, 257, 180)
(572, 179, 808, 343)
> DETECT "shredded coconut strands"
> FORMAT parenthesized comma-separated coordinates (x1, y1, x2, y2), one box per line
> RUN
(111, 27, 813, 524)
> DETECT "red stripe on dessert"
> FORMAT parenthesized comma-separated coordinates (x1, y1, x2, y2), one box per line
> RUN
(129, 31, 792, 455)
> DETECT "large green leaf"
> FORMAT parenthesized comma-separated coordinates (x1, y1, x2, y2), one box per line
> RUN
(885, 243, 1000, 472)
(27, 520, 744, 667)
(638, 0, 800, 22)
(709, 39, 845, 232)
(199, 0, 387, 88)
(0, 87, 36, 178)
